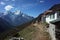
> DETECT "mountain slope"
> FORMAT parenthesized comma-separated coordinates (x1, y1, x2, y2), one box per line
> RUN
(16, 21, 50, 40)
(4, 21, 50, 40)
(0, 17, 13, 33)
(2, 11, 33, 26)
(0, 10, 34, 40)
(49, 4, 60, 11)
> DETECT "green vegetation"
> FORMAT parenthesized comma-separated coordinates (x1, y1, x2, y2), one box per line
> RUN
(43, 22, 48, 25)
(4, 22, 50, 40)
(18, 25, 37, 40)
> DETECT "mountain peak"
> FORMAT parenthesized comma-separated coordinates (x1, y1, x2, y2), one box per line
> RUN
(14, 10, 21, 15)
(1, 10, 34, 26)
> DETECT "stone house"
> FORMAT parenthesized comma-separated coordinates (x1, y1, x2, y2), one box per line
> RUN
(37, 4, 60, 40)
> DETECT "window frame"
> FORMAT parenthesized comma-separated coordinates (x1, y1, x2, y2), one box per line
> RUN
(50, 13, 55, 19)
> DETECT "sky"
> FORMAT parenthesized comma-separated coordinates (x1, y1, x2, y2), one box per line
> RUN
(0, 0, 60, 17)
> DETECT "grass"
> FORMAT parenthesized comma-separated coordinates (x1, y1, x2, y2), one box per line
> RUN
(18, 25, 37, 40)
(4, 22, 50, 40)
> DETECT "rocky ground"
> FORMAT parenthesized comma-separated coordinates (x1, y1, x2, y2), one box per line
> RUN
(18, 22, 51, 40)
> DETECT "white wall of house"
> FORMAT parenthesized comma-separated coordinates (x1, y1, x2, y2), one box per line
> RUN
(45, 12, 57, 23)
(45, 12, 58, 40)
(41, 11, 60, 40)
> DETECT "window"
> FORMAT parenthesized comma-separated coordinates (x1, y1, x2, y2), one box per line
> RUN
(50, 14, 55, 19)
(57, 11, 60, 18)
(46, 15, 49, 18)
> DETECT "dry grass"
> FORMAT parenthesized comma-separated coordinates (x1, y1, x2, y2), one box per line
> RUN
(4, 22, 50, 40)
(18, 22, 50, 40)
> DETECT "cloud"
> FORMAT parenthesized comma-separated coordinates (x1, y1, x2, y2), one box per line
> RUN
(40, 0, 44, 3)
(0, 1, 5, 5)
(4, 5, 14, 11)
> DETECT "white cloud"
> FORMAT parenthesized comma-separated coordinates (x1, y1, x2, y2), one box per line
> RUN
(0, 1, 5, 5)
(40, 0, 44, 3)
(4, 5, 14, 11)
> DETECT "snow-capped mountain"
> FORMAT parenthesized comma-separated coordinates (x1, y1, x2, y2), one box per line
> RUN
(1, 10, 34, 26)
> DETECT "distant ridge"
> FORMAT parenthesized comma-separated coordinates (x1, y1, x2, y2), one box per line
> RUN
(49, 4, 60, 11)
(1, 10, 34, 26)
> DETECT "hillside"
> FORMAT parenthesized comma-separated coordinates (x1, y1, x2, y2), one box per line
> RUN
(49, 4, 60, 11)
(4, 21, 51, 40)
(18, 22, 50, 40)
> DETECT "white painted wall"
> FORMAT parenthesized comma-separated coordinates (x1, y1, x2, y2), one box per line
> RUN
(45, 12, 58, 40)
(45, 12, 57, 23)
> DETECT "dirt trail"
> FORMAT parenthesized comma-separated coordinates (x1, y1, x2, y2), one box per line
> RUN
(32, 23, 50, 40)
